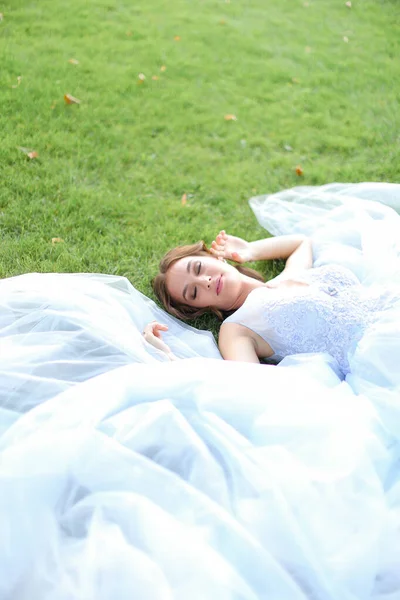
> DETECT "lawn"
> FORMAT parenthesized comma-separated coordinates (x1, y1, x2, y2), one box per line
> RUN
(1, 0, 399, 320)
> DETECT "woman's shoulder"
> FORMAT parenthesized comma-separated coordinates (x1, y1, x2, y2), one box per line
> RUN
(219, 320, 274, 359)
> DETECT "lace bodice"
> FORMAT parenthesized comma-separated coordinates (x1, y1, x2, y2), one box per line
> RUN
(224, 265, 384, 374)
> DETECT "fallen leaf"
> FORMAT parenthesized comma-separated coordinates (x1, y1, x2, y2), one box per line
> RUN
(295, 165, 304, 176)
(11, 76, 22, 88)
(160, 65, 167, 72)
(345, 1, 352, 6)
(224, 114, 237, 121)
(152, 75, 159, 80)
(181, 193, 187, 206)
(305, 46, 312, 54)
(174, 35, 181, 41)
(343, 36, 349, 42)
(18, 146, 38, 159)
(64, 93, 81, 104)
(51, 237, 64, 245)
(68, 58, 79, 65)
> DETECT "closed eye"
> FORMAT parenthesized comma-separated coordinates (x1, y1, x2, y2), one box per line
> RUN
(191, 261, 201, 300)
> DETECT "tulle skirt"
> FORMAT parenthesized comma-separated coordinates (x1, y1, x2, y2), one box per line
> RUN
(1, 182, 400, 599)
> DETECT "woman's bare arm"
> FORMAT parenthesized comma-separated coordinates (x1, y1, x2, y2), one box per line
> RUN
(248, 234, 312, 265)
(211, 231, 313, 271)
(280, 236, 313, 272)
(218, 323, 274, 363)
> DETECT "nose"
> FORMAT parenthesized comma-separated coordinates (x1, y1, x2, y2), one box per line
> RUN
(198, 275, 212, 289)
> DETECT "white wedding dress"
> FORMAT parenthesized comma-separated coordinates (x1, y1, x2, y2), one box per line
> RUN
(1, 183, 400, 600)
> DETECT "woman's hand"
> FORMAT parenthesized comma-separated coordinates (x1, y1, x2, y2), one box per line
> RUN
(142, 322, 177, 361)
(210, 231, 254, 263)
(212, 232, 313, 269)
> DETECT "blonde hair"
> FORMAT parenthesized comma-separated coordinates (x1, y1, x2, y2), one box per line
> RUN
(153, 241, 264, 321)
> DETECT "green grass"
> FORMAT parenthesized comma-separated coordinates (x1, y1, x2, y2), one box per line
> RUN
(1, 0, 399, 332)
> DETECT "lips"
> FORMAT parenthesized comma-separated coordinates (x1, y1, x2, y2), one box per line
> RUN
(216, 275, 223, 296)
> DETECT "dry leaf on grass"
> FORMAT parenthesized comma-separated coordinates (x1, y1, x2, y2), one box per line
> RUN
(174, 35, 181, 41)
(11, 76, 22, 89)
(137, 73, 146, 85)
(68, 58, 79, 65)
(152, 75, 159, 80)
(295, 165, 304, 176)
(18, 147, 38, 159)
(181, 193, 187, 206)
(51, 237, 64, 245)
(160, 65, 167, 72)
(224, 114, 237, 121)
(64, 93, 81, 105)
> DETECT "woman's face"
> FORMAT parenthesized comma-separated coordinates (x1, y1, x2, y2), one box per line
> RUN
(166, 255, 243, 311)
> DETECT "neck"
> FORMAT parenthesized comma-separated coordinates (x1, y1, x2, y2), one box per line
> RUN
(230, 274, 264, 311)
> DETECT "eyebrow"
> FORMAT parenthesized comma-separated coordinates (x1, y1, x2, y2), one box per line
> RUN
(182, 260, 192, 300)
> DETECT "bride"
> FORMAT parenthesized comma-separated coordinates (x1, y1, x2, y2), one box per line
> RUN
(1, 183, 400, 599)
(147, 226, 399, 383)
(149, 230, 314, 363)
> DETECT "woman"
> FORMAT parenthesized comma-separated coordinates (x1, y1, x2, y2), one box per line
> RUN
(1, 184, 400, 599)
(145, 231, 311, 359)
(146, 228, 397, 379)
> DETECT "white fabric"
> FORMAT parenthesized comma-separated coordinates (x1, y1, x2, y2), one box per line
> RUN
(0, 182, 400, 599)
(224, 264, 384, 374)
(250, 182, 400, 283)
